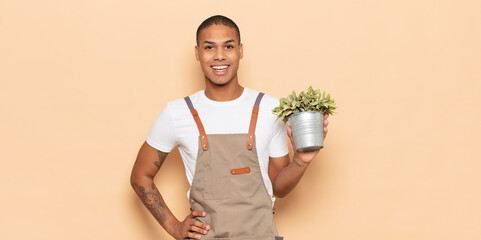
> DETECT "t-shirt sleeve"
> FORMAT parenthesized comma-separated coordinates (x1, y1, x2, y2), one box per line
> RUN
(146, 103, 177, 152)
(269, 117, 289, 158)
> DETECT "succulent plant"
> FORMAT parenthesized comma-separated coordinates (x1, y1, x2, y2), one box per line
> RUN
(272, 86, 337, 124)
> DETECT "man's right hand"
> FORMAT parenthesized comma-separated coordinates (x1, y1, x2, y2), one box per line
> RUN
(169, 210, 210, 240)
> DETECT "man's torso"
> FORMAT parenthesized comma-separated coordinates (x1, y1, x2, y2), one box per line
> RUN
(146, 88, 288, 202)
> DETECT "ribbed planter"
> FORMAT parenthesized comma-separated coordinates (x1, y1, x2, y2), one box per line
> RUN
(288, 111, 324, 152)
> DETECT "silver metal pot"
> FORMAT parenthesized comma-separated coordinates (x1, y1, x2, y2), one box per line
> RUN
(288, 111, 324, 152)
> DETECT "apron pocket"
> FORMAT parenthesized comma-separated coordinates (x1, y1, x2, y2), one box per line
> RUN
(203, 168, 232, 200)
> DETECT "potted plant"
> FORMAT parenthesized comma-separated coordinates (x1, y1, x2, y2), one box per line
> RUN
(272, 86, 336, 152)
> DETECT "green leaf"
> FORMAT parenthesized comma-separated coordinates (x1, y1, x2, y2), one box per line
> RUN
(273, 86, 337, 121)
(291, 90, 297, 100)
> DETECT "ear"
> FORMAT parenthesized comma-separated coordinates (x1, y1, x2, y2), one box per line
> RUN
(195, 45, 200, 61)
(239, 43, 243, 59)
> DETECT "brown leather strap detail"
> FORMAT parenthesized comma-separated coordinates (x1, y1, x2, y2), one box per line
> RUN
(230, 167, 251, 175)
(247, 93, 264, 150)
(184, 96, 208, 151)
(189, 109, 208, 151)
(247, 106, 259, 150)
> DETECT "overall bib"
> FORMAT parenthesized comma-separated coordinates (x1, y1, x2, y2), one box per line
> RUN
(184, 93, 283, 240)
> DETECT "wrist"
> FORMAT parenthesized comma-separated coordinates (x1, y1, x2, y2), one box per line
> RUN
(164, 218, 180, 237)
(292, 154, 310, 167)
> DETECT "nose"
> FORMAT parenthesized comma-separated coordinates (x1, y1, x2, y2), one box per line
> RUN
(214, 48, 225, 61)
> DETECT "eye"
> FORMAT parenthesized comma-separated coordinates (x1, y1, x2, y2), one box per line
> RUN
(204, 46, 213, 50)
(226, 45, 234, 49)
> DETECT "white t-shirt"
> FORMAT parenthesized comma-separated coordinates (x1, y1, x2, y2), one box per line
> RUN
(146, 88, 288, 203)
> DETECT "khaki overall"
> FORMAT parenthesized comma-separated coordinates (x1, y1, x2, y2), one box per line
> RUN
(184, 93, 283, 240)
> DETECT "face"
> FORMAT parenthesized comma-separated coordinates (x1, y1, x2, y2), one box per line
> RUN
(195, 24, 243, 86)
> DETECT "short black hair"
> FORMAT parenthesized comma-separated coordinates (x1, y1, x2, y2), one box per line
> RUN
(196, 15, 241, 45)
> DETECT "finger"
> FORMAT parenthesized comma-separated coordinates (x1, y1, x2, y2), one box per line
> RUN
(324, 113, 329, 119)
(193, 220, 210, 230)
(286, 124, 292, 137)
(190, 225, 208, 235)
(286, 124, 297, 149)
(187, 231, 202, 239)
(287, 125, 294, 142)
(324, 119, 329, 127)
(191, 210, 207, 218)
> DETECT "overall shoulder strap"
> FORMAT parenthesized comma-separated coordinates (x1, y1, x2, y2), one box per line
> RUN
(184, 96, 208, 151)
(247, 92, 265, 150)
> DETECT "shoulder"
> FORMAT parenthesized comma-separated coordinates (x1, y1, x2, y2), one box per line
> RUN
(164, 90, 204, 113)
(245, 88, 279, 111)
(260, 93, 280, 109)
(246, 89, 281, 126)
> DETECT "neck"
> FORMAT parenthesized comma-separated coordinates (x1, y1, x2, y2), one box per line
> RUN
(204, 77, 244, 102)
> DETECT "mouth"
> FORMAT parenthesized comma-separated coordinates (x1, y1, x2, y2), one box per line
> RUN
(211, 64, 230, 75)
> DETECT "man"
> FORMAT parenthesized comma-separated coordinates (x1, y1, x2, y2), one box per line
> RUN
(130, 15, 329, 240)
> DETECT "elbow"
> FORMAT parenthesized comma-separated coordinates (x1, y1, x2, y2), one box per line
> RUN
(277, 193, 288, 199)
(130, 171, 144, 189)
(130, 173, 139, 189)
(130, 172, 153, 189)
(272, 180, 289, 198)
(273, 190, 288, 199)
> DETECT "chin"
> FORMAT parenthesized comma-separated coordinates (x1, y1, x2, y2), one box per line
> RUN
(210, 81, 231, 86)
(206, 77, 234, 86)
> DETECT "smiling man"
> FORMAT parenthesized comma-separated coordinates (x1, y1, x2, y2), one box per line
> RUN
(130, 15, 329, 240)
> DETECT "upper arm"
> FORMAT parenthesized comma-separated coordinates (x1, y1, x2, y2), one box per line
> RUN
(146, 103, 177, 153)
(267, 101, 289, 180)
(131, 141, 169, 181)
(267, 104, 289, 182)
(268, 154, 290, 183)
(133, 103, 177, 181)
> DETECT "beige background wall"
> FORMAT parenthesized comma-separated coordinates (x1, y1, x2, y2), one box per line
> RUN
(1, 0, 480, 239)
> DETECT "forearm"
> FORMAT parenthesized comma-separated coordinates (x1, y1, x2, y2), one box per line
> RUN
(271, 154, 310, 198)
(130, 175, 179, 235)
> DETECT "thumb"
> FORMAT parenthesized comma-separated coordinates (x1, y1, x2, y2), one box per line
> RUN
(286, 124, 296, 150)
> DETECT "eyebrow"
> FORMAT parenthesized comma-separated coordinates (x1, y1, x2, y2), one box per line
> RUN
(203, 39, 235, 45)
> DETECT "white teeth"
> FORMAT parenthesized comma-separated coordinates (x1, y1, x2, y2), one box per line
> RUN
(212, 65, 228, 70)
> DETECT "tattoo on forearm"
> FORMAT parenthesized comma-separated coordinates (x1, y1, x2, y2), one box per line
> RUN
(154, 151, 168, 169)
(132, 182, 167, 224)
